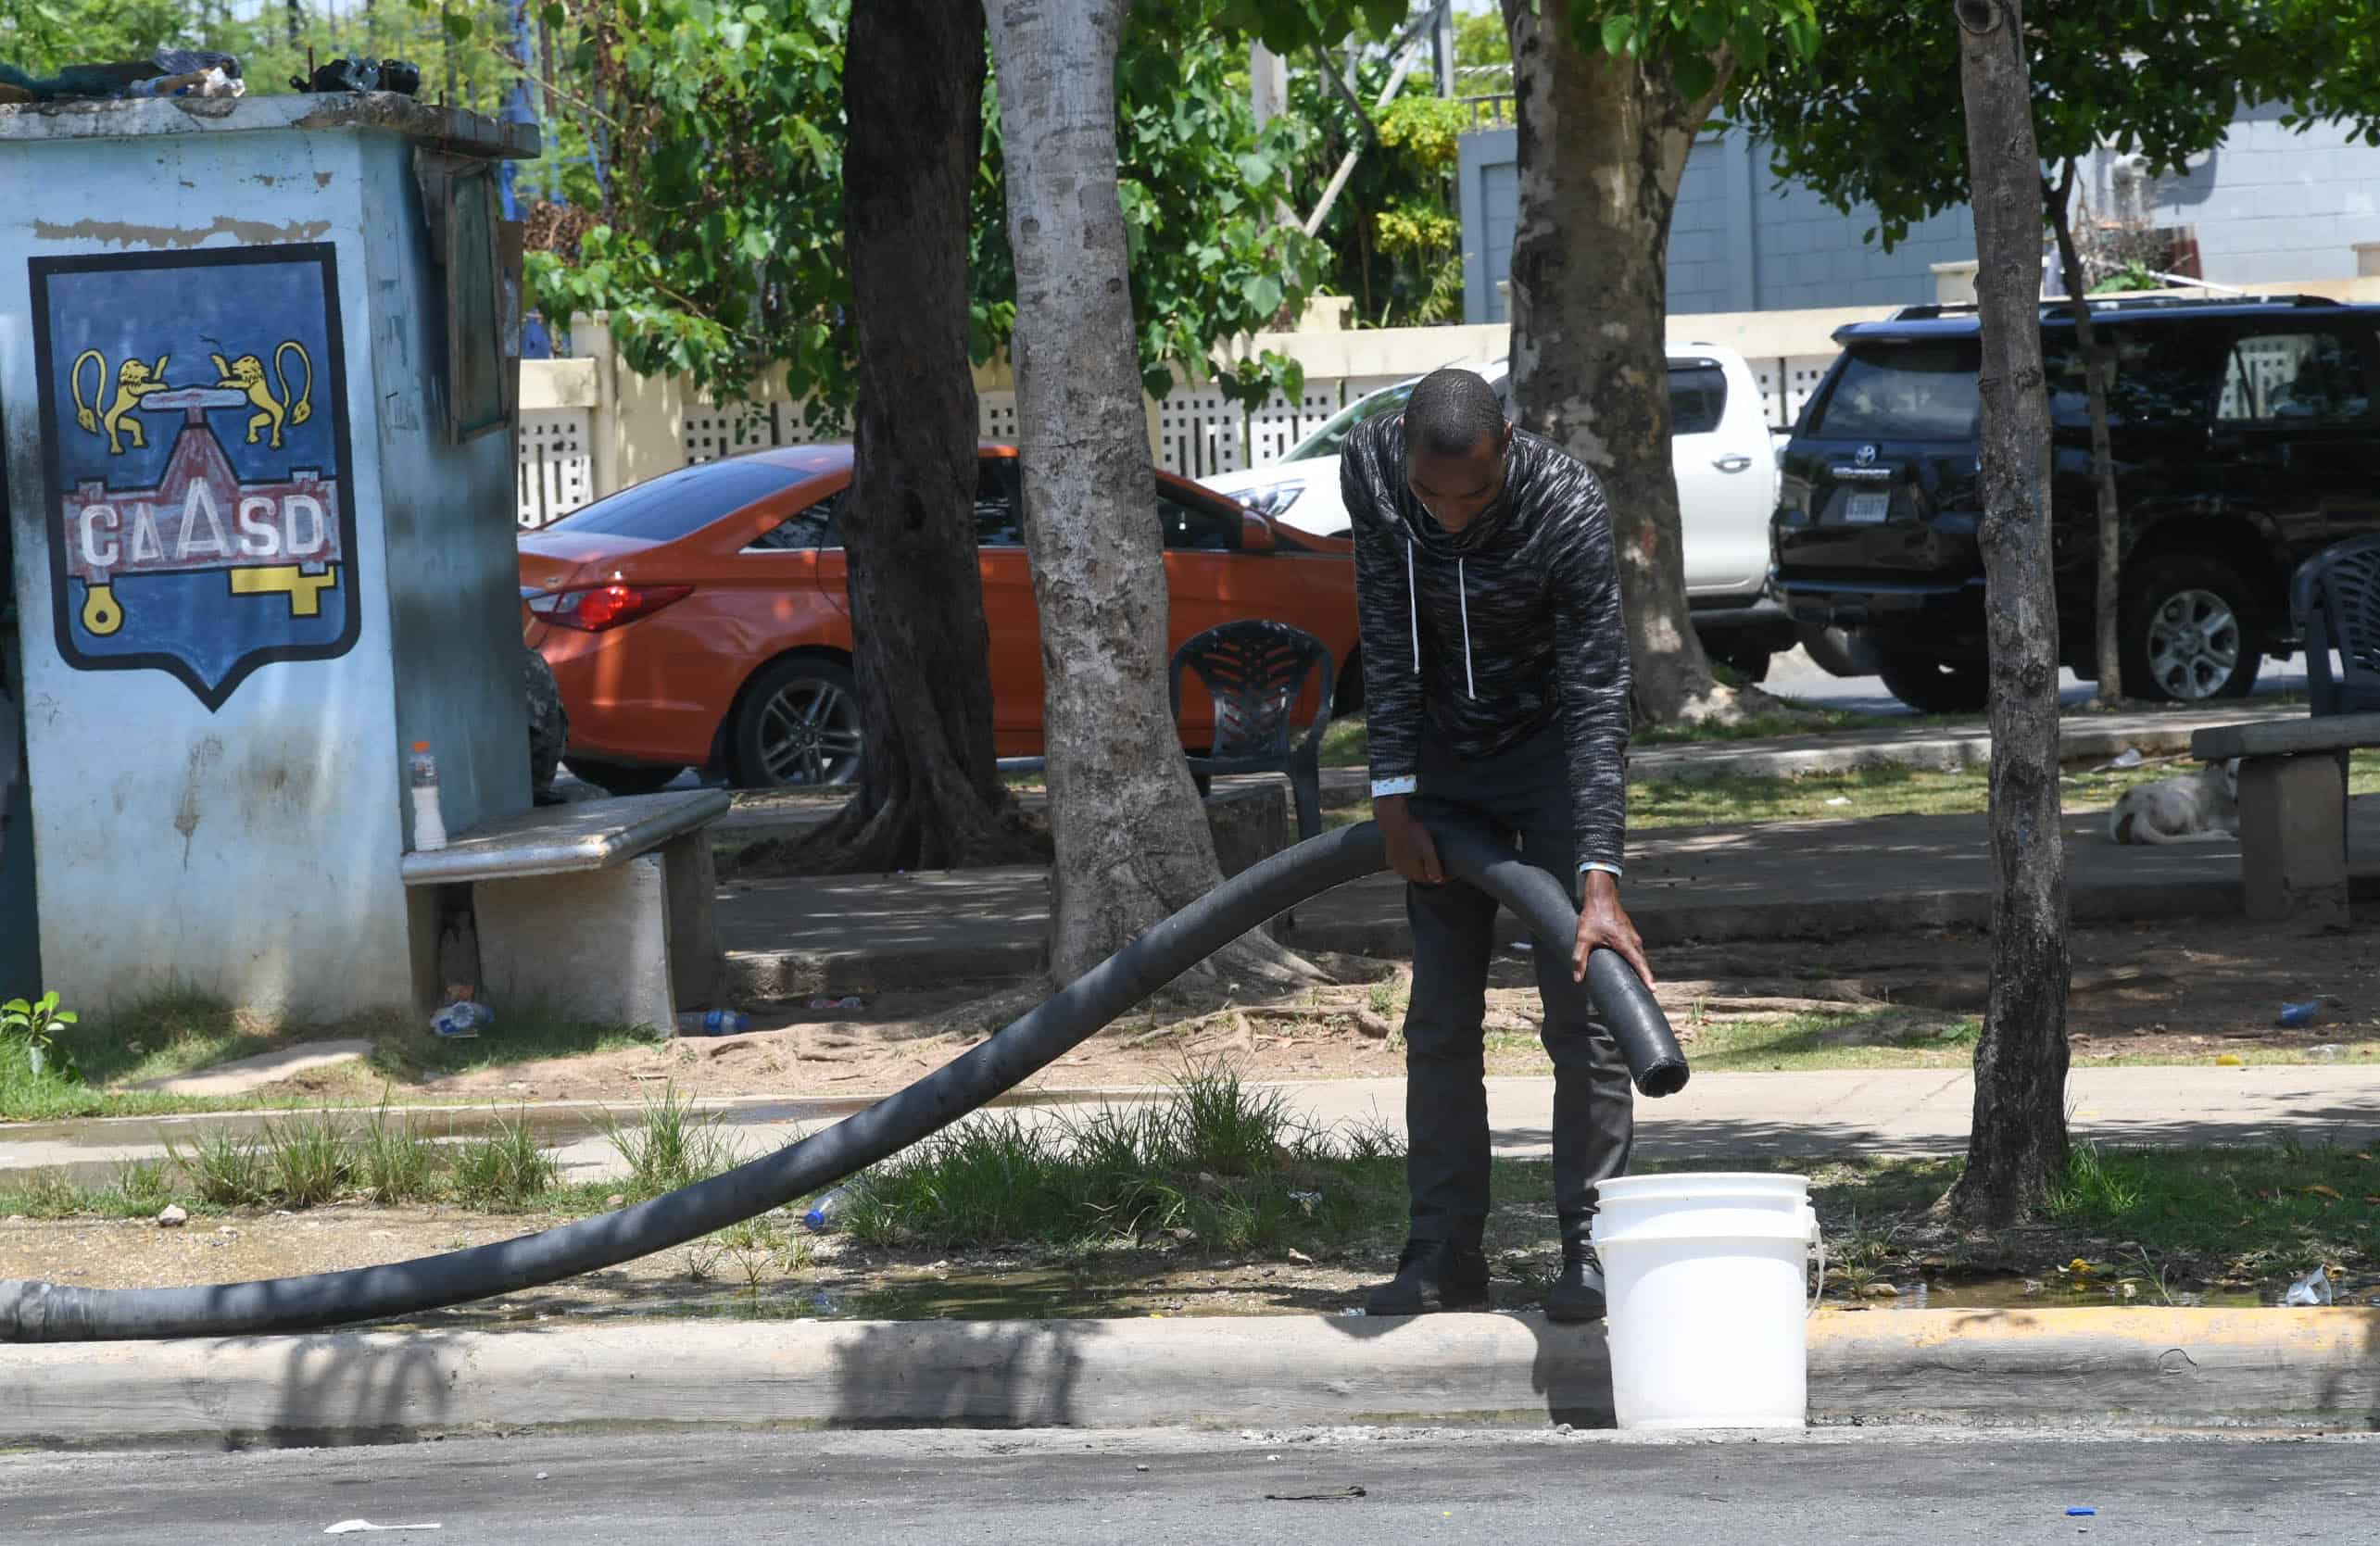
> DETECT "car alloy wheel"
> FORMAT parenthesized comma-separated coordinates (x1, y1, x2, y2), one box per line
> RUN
(756, 674, 863, 786)
(2143, 587, 2242, 702)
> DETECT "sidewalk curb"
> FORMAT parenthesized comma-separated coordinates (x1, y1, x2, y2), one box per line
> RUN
(4, 1308, 2372, 1449)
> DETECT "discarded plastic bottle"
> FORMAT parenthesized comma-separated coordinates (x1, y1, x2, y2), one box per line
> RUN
(802, 1187, 853, 1232)
(675, 1010, 750, 1037)
(2284, 1265, 2333, 1307)
(408, 742, 447, 852)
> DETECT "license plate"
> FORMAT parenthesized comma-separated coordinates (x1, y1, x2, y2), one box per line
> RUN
(1844, 491, 1891, 524)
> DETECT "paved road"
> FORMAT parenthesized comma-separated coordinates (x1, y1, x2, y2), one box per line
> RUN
(1763, 645, 2314, 717)
(5, 1425, 2372, 1543)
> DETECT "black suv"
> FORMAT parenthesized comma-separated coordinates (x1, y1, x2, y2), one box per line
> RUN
(1770, 295, 2380, 710)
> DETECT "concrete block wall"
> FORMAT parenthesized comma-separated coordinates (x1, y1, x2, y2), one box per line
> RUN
(1463, 102, 2380, 322)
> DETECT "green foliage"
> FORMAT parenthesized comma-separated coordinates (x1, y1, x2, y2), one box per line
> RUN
(1374, 92, 1468, 173)
(1735, 2, 2380, 251)
(1, 990, 78, 1083)
(1106, 22, 1330, 404)
(526, 0, 1328, 410)
(1282, 53, 1467, 327)
(1567, 0, 1821, 107)
(1453, 8, 1510, 75)
(2090, 262, 2165, 295)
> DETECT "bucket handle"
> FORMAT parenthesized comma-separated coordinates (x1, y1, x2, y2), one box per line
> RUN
(1807, 1213, 1826, 1319)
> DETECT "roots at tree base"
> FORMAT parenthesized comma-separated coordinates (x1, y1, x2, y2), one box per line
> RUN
(0, 821, 1685, 1343)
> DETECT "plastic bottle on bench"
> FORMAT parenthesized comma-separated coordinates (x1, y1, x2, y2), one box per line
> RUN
(409, 741, 447, 852)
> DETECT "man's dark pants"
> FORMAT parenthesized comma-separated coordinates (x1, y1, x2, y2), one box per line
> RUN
(1404, 723, 1634, 1251)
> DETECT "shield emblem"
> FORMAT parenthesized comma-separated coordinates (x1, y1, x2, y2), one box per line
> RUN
(31, 245, 359, 711)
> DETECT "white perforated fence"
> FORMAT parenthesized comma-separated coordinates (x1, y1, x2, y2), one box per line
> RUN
(515, 352, 1851, 526)
(1749, 355, 1840, 429)
(516, 408, 596, 530)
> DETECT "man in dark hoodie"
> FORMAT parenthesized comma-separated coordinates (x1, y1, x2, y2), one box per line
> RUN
(1341, 366, 1650, 1322)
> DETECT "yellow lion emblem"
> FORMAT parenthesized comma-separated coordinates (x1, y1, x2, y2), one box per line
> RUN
(211, 342, 314, 452)
(70, 351, 172, 456)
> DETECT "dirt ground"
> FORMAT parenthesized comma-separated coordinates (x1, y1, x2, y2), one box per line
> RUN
(385, 911, 2380, 1104)
(0, 1204, 1453, 1327)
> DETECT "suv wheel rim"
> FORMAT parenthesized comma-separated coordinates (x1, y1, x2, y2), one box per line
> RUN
(2146, 588, 2241, 700)
(758, 678, 863, 786)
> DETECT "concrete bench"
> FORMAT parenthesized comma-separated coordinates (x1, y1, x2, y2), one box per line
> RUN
(2191, 711, 2380, 926)
(401, 789, 731, 1033)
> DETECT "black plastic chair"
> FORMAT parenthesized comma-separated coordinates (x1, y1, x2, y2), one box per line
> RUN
(1169, 620, 1336, 843)
(2293, 534, 2380, 717)
(2288, 534, 2380, 858)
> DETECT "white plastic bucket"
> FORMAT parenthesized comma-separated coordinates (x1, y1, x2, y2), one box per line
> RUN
(1590, 1172, 1819, 1430)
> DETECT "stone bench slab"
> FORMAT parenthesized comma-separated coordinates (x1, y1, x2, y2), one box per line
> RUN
(2191, 711, 2380, 763)
(400, 789, 732, 886)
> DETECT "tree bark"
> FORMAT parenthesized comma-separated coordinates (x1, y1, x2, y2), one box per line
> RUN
(1947, 0, 2071, 1228)
(1499, 0, 1770, 726)
(2045, 163, 2127, 706)
(761, 0, 1039, 878)
(985, 0, 1318, 990)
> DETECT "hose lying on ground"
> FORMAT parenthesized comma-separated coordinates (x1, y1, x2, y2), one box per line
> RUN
(0, 821, 1685, 1342)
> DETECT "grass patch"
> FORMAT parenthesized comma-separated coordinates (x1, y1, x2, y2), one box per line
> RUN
(262, 1111, 357, 1209)
(0, 987, 296, 1122)
(449, 1108, 561, 1210)
(166, 1127, 271, 1208)
(361, 1109, 441, 1204)
(107, 1158, 176, 1215)
(0, 987, 669, 1122)
(599, 1083, 744, 1203)
(1635, 704, 1923, 746)
(837, 1062, 1406, 1255)
(2039, 1140, 2377, 1266)
(0, 1167, 88, 1220)
(1631, 749, 2380, 830)
(370, 1008, 661, 1084)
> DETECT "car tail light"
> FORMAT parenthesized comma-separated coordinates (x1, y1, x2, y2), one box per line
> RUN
(530, 583, 693, 633)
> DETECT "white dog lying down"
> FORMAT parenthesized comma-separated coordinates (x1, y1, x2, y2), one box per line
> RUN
(2107, 758, 2241, 844)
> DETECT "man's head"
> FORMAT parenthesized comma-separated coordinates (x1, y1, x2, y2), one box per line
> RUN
(1404, 368, 1512, 533)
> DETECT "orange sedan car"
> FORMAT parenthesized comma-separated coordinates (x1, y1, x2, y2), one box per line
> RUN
(519, 445, 1362, 793)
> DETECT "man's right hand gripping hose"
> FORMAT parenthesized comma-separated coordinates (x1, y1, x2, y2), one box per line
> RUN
(0, 820, 1684, 1342)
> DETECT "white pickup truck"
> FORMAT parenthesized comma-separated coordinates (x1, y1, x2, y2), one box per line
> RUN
(1201, 345, 1800, 680)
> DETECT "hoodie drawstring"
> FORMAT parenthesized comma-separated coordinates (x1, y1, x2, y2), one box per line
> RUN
(1405, 539, 1420, 674)
(1406, 538, 1476, 699)
(1457, 557, 1475, 698)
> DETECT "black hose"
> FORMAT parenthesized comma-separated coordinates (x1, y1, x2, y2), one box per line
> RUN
(0, 821, 1682, 1342)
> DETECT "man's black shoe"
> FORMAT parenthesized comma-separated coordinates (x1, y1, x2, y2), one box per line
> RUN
(1543, 1243, 1607, 1322)
(1364, 1238, 1492, 1316)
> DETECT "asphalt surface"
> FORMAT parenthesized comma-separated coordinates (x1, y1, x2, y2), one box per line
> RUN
(1758, 646, 2314, 717)
(5, 1425, 2373, 1543)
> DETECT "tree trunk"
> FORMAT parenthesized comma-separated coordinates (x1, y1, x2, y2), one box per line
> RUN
(1499, 1, 1769, 727)
(1946, 0, 2071, 1228)
(755, 0, 1039, 878)
(2045, 165, 2127, 706)
(985, 0, 1318, 990)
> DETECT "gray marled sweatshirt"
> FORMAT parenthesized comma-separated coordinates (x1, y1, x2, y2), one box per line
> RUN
(1341, 412, 1631, 875)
